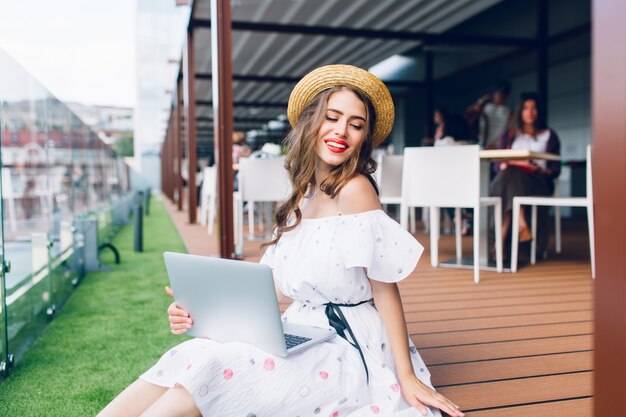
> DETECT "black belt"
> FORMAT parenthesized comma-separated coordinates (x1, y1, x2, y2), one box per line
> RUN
(324, 299, 372, 384)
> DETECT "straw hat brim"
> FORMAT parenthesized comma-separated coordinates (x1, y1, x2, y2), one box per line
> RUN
(287, 65, 394, 147)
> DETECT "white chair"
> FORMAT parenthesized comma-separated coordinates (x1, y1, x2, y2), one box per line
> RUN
(199, 166, 217, 235)
(400, 146, 503, 283)
(375, 155, 416, 226)
(234, 157, 291, 253)
(511, 145, 595, 278)
(376, 154, 403, 206)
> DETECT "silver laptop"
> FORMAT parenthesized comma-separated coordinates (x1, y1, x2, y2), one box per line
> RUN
(163, 252, 336, 357)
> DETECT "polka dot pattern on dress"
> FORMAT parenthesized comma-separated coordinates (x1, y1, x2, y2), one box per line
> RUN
(299, 385, 311, 398)
(264, 358, 275, 371)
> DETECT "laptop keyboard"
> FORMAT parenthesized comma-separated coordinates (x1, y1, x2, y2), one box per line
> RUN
(284, 333, 312, 349)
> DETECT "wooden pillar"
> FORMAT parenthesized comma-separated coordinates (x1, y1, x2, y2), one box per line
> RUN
(185, 31, 198, 223)
(593, 0, 626, 413)
(165, 125, 170, 200)
(536, 0, 548, 119)
(211, 0, 235, 258)
(176, 77, 184, 210)
(424, 50, 434, 140)
(162, 125, 167, 198)
(168, 125, 173, 200)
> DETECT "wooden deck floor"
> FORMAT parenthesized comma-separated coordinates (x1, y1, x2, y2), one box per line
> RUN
(164, 198, 593, 417)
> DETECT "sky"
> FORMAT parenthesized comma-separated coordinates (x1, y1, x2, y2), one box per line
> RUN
(0, 0, 136, 108)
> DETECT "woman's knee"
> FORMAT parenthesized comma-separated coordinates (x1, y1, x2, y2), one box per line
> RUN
(140, 385, 201, 417)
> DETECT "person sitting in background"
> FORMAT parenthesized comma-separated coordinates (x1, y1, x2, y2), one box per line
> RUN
(421, 107, 448, 146)
(433, 113, 473, 147)
(465, 80, 511, 148)
(232, 131, 252, 164)
(490, 92, 561, 251)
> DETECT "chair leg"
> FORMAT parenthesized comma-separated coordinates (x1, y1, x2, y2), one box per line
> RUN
(511, 200, 520, 273)
(587, 204, 596, 279)
(234, 193, 243, 256)
(531, 205, 537, 265)
(421, 207, 428, 233)
(455, 207, 462, 263)
(207, 195, 216, 235)
(199, 194, 207, 225)
(472, 206, 480, 284)
(555, 206, 562, 254)
(400, 203, 408, 230)
(248, 201, 255, 238)
(494, 202, 503, 273)
(410, 207, 416, 234)
(430, 207, 439, 268)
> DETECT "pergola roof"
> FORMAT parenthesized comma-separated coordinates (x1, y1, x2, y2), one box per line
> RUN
(187, 0, 527, 143)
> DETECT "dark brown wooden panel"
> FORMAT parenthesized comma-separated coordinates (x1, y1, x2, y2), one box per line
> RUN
(421, 335, 593, 364)
(466, 397, 592, 417)
(431, 351, 592, 386)
(412, 321, 593, 348)
(438, 372, 592, 411)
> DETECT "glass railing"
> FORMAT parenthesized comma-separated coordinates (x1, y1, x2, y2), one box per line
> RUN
(0, 47, 133, 379)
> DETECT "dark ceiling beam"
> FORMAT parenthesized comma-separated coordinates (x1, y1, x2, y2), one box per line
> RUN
(200, 123, 264, 129)
(190, 18, 537, 48)
(436, 23, 591, 85)
(196, 100, 287, 107)
(195, 72, 422, 88)
(196, 116, 277, 122)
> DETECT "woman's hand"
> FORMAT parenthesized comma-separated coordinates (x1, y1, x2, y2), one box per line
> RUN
(165, 286, 193, 335)
(399, 373, 464, 417)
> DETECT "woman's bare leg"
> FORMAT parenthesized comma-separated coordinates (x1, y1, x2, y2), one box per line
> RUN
(140, 385, 201, 417)
(502, 211, 511, 243)
(518, 207, 532, 242)
(97, 379, 167, 417)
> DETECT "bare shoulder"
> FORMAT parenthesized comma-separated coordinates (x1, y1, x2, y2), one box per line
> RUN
(336, 174, 381, 215)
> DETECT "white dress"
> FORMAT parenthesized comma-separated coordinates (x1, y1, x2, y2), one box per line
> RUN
(141, 210, 442, 417)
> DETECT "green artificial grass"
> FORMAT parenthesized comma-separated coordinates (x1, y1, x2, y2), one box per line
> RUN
(0, 197, 189, 416)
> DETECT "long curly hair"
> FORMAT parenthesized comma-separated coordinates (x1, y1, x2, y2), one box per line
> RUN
(263, 86, 379, 247)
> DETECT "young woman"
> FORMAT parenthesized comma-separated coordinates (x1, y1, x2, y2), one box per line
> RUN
(490, 92, 561, 248)
(98, 65, 463, 417)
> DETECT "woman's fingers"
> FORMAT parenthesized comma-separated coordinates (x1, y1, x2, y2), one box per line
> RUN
(164, 288, 191, 335)
(404, 393, 429, 416)
(169, 315, 192, 325)
(169, 322, 189, 334)
(165, 286, 174, 298)
(167, 302, 188, 317)
(422, 393, 464, 417)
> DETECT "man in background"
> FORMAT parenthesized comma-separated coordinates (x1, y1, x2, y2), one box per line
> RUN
(466, 80, 511, 148)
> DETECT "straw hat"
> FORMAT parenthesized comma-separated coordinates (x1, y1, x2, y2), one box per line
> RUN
(287, 64, 394, 147)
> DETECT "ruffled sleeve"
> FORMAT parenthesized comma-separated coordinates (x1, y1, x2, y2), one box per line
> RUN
(259, 244, 276, 268)
(336, 210, 423, 282)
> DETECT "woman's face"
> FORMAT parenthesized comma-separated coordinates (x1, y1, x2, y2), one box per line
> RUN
(521, 99, 538, 126)
(433, 110, 443, 125)
(315, 89, 367, 170)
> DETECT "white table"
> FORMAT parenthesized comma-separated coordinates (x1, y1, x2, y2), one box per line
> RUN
(440, 149, 560, 271)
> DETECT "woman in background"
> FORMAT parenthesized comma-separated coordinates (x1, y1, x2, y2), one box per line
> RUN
(490, 92, 561, 251)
